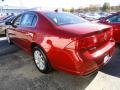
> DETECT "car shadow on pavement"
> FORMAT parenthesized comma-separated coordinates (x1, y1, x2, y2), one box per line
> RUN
(30, 71, 98, 90)
(101, 46, 120, 78)
(0, 40, 19, 57)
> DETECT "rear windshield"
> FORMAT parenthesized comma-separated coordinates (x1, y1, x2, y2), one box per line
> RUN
(44, 12, 88, 25)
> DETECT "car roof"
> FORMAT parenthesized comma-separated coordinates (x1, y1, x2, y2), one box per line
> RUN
(23, 10, 66, 15)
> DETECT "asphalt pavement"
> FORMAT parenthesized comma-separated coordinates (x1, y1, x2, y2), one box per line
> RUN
(0, 37, 120, 90)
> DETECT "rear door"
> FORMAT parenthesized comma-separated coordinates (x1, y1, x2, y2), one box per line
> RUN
(17, 12, 38, 52)
(106, 14, 120, 42)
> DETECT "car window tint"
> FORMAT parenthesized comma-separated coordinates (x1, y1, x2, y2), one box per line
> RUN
(21, 13, 37, 27)
(14, 15, 22, 26)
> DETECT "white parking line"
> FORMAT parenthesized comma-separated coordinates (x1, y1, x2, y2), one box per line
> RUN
(0, 37, 7, 41)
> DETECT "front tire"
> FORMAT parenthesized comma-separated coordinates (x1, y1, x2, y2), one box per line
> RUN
(33, 46, 52, 73)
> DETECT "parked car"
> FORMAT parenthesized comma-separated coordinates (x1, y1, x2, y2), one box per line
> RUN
(0, 15, 15, 35)
(85, 12, 101, 21)
(6, 11, 115, 75)
(99, 12, 120, 43)
(98, 12, 111, 18)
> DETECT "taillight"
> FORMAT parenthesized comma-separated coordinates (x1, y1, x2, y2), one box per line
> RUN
(78, 35, 97, 52)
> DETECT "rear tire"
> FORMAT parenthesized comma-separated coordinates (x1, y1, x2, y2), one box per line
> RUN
(33, 46, 52, 73)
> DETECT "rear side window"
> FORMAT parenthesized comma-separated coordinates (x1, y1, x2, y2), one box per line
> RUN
(21, 13, 37, 27)
(32, 15, 37, 26)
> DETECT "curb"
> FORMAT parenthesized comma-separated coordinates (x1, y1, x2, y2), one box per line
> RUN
(0, 37, 7, 41)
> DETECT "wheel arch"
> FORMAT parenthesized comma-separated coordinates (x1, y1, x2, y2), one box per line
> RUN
(31, 42, 53, 72)
(31, 42, 46, 54)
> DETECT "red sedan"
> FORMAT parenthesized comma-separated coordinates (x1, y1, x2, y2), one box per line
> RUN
(6, 11, 115, 75)
(99, 12, 120, 43)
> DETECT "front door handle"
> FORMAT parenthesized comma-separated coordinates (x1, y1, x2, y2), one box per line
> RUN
(11, 28, 16, 30)
(25, 32, 33, 37)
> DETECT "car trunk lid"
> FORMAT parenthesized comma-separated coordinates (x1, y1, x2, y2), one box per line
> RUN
(57, 22, 111, 36)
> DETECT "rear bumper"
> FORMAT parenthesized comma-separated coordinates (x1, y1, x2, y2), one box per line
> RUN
(76, 41, 115, 75)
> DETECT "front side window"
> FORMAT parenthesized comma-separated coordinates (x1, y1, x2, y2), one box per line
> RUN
(44, 12, 88, 25)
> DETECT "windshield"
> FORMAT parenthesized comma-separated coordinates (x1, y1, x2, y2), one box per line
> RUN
(45, 12, 88, 25)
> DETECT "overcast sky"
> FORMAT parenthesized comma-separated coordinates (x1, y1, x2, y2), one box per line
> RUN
(1, 0, 120, 8)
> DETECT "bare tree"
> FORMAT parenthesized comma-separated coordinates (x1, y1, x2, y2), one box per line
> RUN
(102, 2, 110, 12)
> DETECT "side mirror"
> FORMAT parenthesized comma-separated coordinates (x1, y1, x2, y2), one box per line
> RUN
(5, 21, 17, 28)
